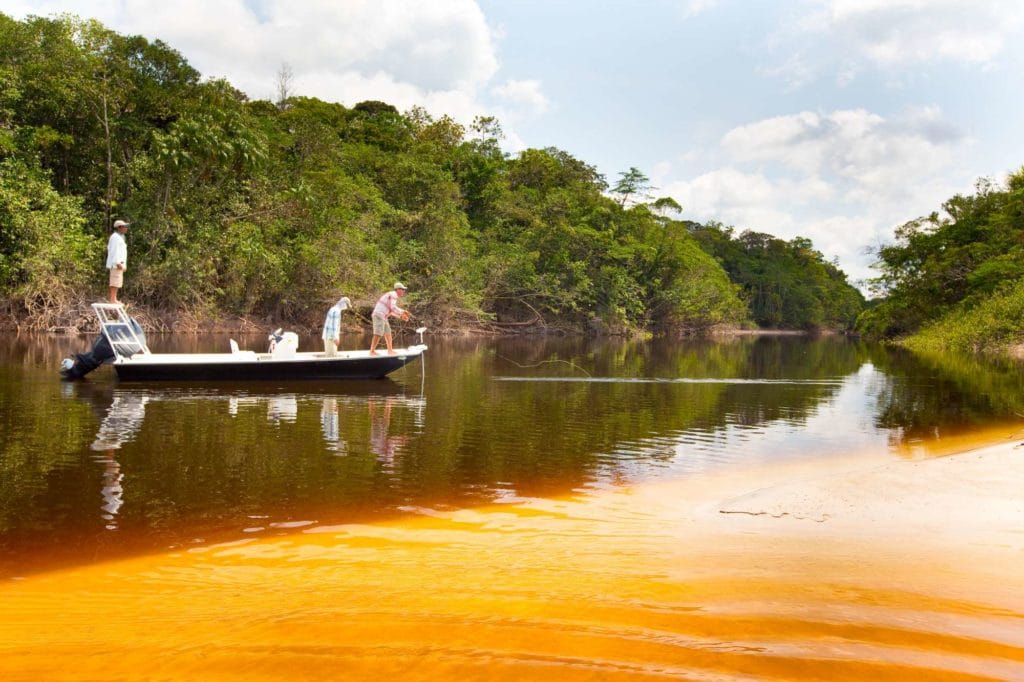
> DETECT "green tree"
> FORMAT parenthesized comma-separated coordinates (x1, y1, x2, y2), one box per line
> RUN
(691, 223, 864, 330)
(0, 157, 93, 320)
(611, 166, 651, 207)
(0, 12, 823, 337)
(860, 169, 1024, 340)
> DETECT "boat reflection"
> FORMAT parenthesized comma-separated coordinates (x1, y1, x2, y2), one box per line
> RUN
(70, 380, 426, 453)
(68, 378, 428, 528)
(232, 394, 298, 424)
(0, 379, 437, 578)
(65, 380, 428, 532)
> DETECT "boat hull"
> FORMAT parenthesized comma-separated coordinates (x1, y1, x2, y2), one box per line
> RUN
(112, 351, 423, 382)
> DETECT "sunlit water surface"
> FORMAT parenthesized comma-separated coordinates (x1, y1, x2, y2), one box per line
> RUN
(2, 333, 1023, 679)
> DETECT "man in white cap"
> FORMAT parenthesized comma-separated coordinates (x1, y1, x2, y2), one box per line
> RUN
(321, 296, 351, 357)
(106, 219, 130, 303)
(369, 282, 410, 355)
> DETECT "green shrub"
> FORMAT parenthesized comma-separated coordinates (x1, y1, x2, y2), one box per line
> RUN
(904, 279, 1024, 354)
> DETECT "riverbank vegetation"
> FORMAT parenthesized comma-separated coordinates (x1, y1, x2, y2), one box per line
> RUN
(1, 13, 863, 335)
(857, 170, 1024, 354)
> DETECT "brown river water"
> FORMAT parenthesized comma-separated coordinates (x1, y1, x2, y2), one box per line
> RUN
(1, 332, 1022, 680)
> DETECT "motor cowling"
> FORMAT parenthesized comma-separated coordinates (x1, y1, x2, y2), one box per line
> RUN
(267, 329, 298, 359)
(60, 318, 146, 380)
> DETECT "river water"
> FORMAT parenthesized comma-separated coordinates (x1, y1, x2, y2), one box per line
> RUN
(1, 332, 1023, 679)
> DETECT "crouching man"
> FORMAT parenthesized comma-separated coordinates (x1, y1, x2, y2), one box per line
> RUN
(321, 296, 350, 357)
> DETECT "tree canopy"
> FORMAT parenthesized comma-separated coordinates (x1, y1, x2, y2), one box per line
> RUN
(689, 222, 865, 330)
(857, 170, 1024, 345)
(0, 13, 862, 334)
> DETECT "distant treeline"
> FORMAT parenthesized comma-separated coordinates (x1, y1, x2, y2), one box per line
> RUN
(0, 13, 864, 333)
(689, 224, 864, 330)
(857, 170, 1024, 353)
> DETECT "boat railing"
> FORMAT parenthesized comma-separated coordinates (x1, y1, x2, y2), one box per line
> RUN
(91, 303, 151, 358)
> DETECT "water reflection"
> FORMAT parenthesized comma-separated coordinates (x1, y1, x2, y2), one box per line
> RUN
(369, 398, 409, 469)
(91, 392, 149, 450)
(320, 398, 345, 454)
(97, 451, 123, 530)
(865, 345, 1024, 451)
(3, 334, 1024, 578)
(77, 381, 426, 457)
(86, 392, 149, 530)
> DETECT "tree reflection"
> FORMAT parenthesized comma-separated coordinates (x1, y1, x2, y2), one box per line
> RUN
(3, 333, 1023, 578)
(867, 345, 1024, 447)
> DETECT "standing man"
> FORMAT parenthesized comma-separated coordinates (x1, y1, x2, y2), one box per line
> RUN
(369, 282, 410, 355)
(106, 219, 129, 304)
(321, 296, 351, 357)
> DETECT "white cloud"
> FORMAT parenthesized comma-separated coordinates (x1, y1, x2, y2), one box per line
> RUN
(721, 107, 965, 205)
(491, 79, 549, 116)
(766, 0, 1024, 87)
(500, 128, 529, 155)
(757, 52, 816, 91)
(658, 106, 971, 284)
(680, 0, 721, 18)
(800, 215, 881, 281)
(8, 0, 502, 124)
(662, 168, 794, 229)
(826, 0, 1022, 66)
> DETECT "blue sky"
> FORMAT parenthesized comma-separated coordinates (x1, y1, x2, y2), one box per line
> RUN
(5, 0, 1024, 286)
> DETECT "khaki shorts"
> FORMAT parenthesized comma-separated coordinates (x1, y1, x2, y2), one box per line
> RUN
(372, 314, 391, 336)
(323, 338, 338, 357)
(109, 268, 124, 287)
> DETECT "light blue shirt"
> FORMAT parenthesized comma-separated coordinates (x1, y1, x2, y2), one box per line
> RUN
(322, 297, 350, 340)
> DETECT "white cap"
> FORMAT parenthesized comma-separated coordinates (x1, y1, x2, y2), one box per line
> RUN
(113, 219, 130, 228)
(394, 282, 407, 290)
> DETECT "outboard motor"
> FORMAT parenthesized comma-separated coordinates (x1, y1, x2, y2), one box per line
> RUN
(60, 318, 146, 380)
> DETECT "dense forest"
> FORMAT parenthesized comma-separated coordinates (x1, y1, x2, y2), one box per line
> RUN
(689, 223, 865, 330)
(858, 171, 1024, 353)
(1, 14, 864, 334)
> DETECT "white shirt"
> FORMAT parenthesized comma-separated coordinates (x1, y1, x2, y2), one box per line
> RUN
(106, 231, 127, 270)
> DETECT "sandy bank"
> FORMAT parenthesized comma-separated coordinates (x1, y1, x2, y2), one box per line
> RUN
(714, 440, 1024, 544)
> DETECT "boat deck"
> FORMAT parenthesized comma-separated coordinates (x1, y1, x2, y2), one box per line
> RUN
(117, 349, 424, 365)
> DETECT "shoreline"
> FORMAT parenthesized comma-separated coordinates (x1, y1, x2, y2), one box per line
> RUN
(3, 292, 854, 337)
(1, 299, 843, 338)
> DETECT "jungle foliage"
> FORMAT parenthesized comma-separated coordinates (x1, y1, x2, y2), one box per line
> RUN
(689, 223, 865, 330)
(1, 14, 859, 333)
(857, 170, 1024, 351)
